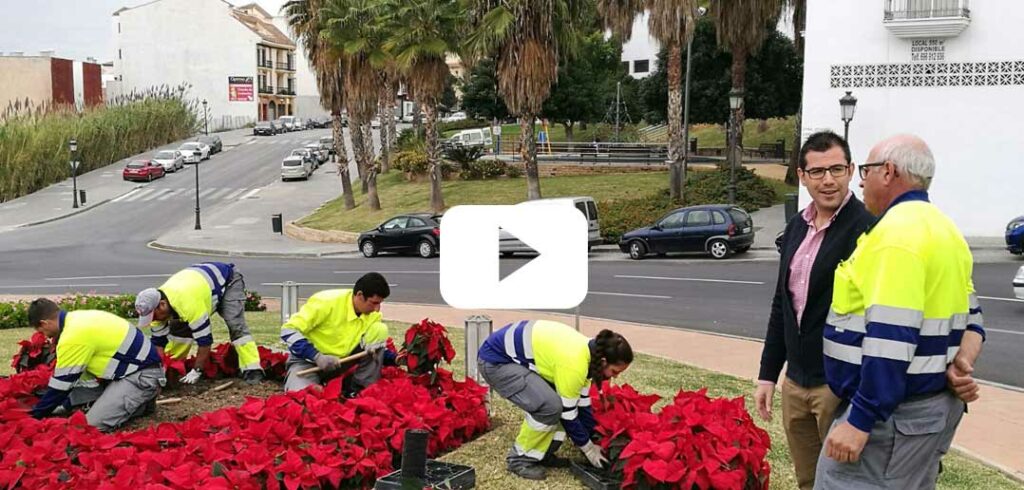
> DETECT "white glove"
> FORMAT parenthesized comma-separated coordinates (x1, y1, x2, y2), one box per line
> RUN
(364, 342, 385, 355)
(580, 441, 608, 468)
(181, 368, 202, 385)
(315, 354, 341, 371)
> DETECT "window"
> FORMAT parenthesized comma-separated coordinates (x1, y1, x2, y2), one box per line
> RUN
(728, 208, 750, 225)
(633, 59, 650, 73)
(685, 210, 712, 227)
(575, 202, 587, 218)
(117, 23, 121, 33)
(118, 49, 122, 60)
(587, 202, 598, 221)
(383, 217, 408, 230)
(712, 211, 726, 225)
(408, 218, 427, 228)
(659, 212, 686, 229)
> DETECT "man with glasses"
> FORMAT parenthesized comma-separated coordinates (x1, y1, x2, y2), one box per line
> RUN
(755, 131, 874, 489)
(816, 134, 985, 489)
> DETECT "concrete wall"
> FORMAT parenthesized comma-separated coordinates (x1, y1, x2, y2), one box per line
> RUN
(115, 0, 259, 130)
(0, 57, 52, 109)
(801, 0, 1022, 237)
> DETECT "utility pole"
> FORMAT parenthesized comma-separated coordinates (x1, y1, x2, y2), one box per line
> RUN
(614, 81, 621, 143)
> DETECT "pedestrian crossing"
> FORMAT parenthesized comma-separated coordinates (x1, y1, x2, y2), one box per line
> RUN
(246, 138, 320, 146)
(111, 187, 261, 204)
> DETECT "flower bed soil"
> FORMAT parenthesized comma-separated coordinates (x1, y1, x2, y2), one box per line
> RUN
(122, 379, 282, 430)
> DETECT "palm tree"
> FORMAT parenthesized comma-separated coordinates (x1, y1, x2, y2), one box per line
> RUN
(283, 0, 355, 210)
(322, 0, 385, 210)
(599, 0, 697, 204)
(381, 0, 464, 213)
(465, 0, 589, 200)
(711, 0, 785, 184)
(785, 0, 805, 186)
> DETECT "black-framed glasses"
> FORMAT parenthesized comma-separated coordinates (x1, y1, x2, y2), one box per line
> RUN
(801, 164, 850, 180)
(858, 161, 886, 179)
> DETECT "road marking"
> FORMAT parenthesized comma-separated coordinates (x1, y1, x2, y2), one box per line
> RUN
(198, 187, 219, 198)
(589, 291, 672, 299)
(123, 188, 158, 202)
(45, 274, 171, 281)
(157, 189, 184, 200)
(0, 283, 119, 289)
(246, 140, 257, 145)
(614, 274, 765, 285)
(240, 189, 261, 199)
(223, 188, 247, 200)
(334, 270, 439, 274)
(207, 188, 234, 200)
(986, 328, 1024, 336)
(111, 188, 142, 202)
(978, 295, 1024, 303)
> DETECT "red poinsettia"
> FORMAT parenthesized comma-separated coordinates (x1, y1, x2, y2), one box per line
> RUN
(398, 318, 456, 377)
(10, 332, 56, 373)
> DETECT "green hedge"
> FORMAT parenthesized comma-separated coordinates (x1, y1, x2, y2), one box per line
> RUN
(598, 166, 778, 243)
(0, 291, 267, 330)
(0, 85, 199, 202)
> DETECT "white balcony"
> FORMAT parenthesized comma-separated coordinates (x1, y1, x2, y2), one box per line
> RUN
(884, 0, 970, 38)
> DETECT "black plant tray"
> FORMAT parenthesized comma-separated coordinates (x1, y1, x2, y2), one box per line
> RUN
(571, 460, 621, 490)
(374, 460, 476, 489)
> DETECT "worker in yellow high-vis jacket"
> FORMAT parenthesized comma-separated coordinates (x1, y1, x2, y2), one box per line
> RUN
(280, 272, 392, 395)
(478, 320, 634, 481)
(135, 262, 263, 385)
(28, 298, 165, 432)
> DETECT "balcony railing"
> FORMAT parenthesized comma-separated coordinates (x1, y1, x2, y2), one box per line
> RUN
(277, 88, 295, 96)
(258, 60, 273, 69)
(883, 0, 970, 38)
(276, 62, 295, 71)
(258, 86, 273, 94)
(884, 7, 969, 20)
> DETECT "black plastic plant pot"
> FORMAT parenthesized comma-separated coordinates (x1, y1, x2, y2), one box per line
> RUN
(374, 460, 476, 489)
(571, 460, 622, 490)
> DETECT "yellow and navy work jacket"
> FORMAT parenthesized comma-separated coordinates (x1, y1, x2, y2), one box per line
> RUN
(280, 289, 389, 362)
(152, 262, 234, 348)
(33, 310, 162, 418)
(824, 191, 985, 432)
(479, 320, 595, 447)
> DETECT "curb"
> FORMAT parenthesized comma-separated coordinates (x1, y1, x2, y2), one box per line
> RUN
(14, 185, 144, 229)
(146, 240, 361, 259)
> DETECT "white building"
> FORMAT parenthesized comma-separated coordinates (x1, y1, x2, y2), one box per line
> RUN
(620, 12, 660, 79)
(801, 0, 1017, 237)
(111, 0, 298, 131)
(271, 14, 328, 119)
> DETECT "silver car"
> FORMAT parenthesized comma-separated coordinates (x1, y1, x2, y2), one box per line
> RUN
(178, 142, 210, 163)
(304, 143, 328, 165)
(152, 150, 184, 172)
(281, 153, 311, 181)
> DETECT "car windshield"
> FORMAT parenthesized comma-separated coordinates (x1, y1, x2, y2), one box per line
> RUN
(155, 151, 175, 159)
(199, 137, 215, 143)
(127, 162, 146, 168)
(290, 150, 305, 156)
(257, 122, 270, 127)
(283, 160, 302, 166)
(180, 143, 198, 150)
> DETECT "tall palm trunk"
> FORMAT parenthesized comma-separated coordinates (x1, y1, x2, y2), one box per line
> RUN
(412, 101, 422, 136)
(332, 112, 355, 209)
(350, 113, 370, 193)
(422, 103, 445, 213)
(378, 99, 390, 173)
(387, 93, 398, 152)
(666, 40, 684, 204)
(520, 115, 541, 200)
(729, 50, 748, 176)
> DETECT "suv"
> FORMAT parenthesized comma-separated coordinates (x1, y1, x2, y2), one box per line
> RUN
(619, 205, 754, 260)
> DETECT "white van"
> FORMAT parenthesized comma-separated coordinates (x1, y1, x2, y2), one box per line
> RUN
(447, 127, 493, 149)
(499, 196, 602, 256)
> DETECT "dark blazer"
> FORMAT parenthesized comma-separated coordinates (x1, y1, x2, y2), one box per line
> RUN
(758, 194, 874, 388)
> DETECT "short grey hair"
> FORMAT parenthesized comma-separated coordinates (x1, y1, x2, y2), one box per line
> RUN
(874, 135, 935, 190)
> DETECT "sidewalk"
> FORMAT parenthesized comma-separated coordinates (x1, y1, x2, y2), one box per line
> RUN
(381, 302, 1024, 482)
(0, 128, 256, 232)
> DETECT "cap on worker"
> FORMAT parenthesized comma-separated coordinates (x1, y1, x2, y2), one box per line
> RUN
(135, 288, 161, 328)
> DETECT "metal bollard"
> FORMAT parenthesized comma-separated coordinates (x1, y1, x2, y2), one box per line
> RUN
(464, 315, 492, 384)
(280, 281, 300, 324)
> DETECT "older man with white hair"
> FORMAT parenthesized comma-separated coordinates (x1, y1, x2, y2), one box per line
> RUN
(814, 134, 985, 489)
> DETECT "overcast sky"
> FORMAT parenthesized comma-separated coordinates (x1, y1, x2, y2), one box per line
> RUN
(0, 0, 286, 63)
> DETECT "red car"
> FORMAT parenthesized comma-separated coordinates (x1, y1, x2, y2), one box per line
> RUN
(122, 159, 166, 182)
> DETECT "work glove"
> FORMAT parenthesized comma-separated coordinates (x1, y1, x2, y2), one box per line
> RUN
(315, 354, 341, 372)
(364, 342, 386, 355)
(580, 441, 608, 469)
(181, 368, 202, 385)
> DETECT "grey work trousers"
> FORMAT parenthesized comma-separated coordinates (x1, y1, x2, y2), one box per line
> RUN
(82, 366, 165, 432)
(283, 349, 383, 393)
(479, 359, 566, 470)
(814, 391, 965, 489)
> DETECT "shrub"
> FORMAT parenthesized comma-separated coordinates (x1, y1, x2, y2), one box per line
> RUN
(393, 150, 455, 179)
(459, 159, 516, 180)
(396, 128, 425, 152)
(245, 290, 267, 312)
(443, 145, 485, 168)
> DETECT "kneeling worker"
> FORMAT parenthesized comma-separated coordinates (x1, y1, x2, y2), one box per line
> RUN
(280, 272, 391, 394)
(28, 298, 165, 431)
(479, 320, 634, 480)
(135, 262, 263, 385)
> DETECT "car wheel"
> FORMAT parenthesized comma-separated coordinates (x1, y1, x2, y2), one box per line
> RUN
(361, 240, 377, 258)
(417, 240, 436, 258)
(708, 239, 731, 260)
(628, 240, 647, 260)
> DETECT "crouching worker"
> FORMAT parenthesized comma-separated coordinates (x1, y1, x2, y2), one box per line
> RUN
(28, 298, 165, 431)
(479, 320, 634, 481)
(280, 272, 392, 395)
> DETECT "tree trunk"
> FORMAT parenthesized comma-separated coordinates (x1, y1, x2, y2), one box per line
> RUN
(378, 100, 390, 174)
(564, 122, 575, 152)
(786, 0, 807, 186)
(786, 105, 801, 185)
(332, 112, 355, 210)
(349, 114, 369, 194)
(666, 40, 684, 204)
(730, 49, 748, 179)
(423, 103, 445, 213)
(358, 118, 380, 210)
(520, 115, 541, 200)
(412, 101, 422, 137)
(387, 88, 399, 152)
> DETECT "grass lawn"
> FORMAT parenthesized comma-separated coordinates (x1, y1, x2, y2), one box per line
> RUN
(688, 117, 796, 150)
(2, 312, 1020, 489)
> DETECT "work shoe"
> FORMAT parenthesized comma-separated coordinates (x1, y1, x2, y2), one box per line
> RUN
(508, 463, 546, 481)
(242, 370, 265, 385)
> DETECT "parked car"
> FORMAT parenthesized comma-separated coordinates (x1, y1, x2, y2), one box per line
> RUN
(197, 135, 222, 154)
(619, 205, 754, 260)
(293, 118, 307, 131)
(319, 136, 335, 155)
(499, 196, 602, 256)
(442, 111, 467, 123)
(304, 143, 328, 165)
(1006, 215, 1024, 254)
(254, 121, 279, 136)
(446, 128, 493, 150)
(278, 116, 296, 132)
(122, 159, 165, 182)
(281, 152, 312, 181)
(358, 213, 441, 258)
(178, 142, 210, 163)
(151, 150, 184, 172)
(288, 148, 319, 170)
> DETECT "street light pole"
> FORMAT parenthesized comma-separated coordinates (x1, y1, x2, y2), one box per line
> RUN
(194, 158, 202, 230)
(202, 99, 209, 136)
(839, 91, 857, 144)
(682, 6, 707, 188)
(727, 89, 744, 205)
(68, 139, 79, 209)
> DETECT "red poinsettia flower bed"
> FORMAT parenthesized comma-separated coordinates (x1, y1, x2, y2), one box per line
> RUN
(592, 383, 772, 490)
(0, 319, 490, 489)
(10, 332, 54, 374)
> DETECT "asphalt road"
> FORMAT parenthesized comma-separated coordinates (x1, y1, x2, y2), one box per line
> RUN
(0, 130, 1021, 388)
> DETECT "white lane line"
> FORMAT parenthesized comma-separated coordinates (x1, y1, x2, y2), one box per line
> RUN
(123, 188, 158, 202)
(239, 189, 261, 200)
(246, 140, 257, 145)
(978, 296, 1024, 303)
(223, 188, 247, 200)
(986, 328, 1024, 336)
(198, 187, 219, 198)
(157, 189, 184, 201)
(111, 188, 142, 203)
(45, 274, 171, 281)
(0, 283, 119, 289)
(334, 270, 439, 274)
(207, 188, 234, 200)
(589, 291, 672, 299)
(614, 274, 765, 285)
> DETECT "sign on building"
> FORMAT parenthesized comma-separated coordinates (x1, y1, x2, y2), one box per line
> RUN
(911, 40, 945, 63)
(228, 76, 254, 101)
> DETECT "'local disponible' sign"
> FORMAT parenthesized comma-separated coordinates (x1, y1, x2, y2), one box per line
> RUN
(911, 39, 945, 62)
(229, 76, 254, 102)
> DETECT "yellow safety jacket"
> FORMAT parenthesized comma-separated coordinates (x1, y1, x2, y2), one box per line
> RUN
(280, 289, 388, 361)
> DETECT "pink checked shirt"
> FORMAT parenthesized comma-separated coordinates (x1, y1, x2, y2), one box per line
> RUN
(788, 191, 853, 328)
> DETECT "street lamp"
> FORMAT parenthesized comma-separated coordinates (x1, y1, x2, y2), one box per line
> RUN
(68, 139, 79, 209)
(194, 101, 203, 230)
(839, 91, 857, 142)
(202, 99, 209, 136)
(727, 88, 745, 204)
